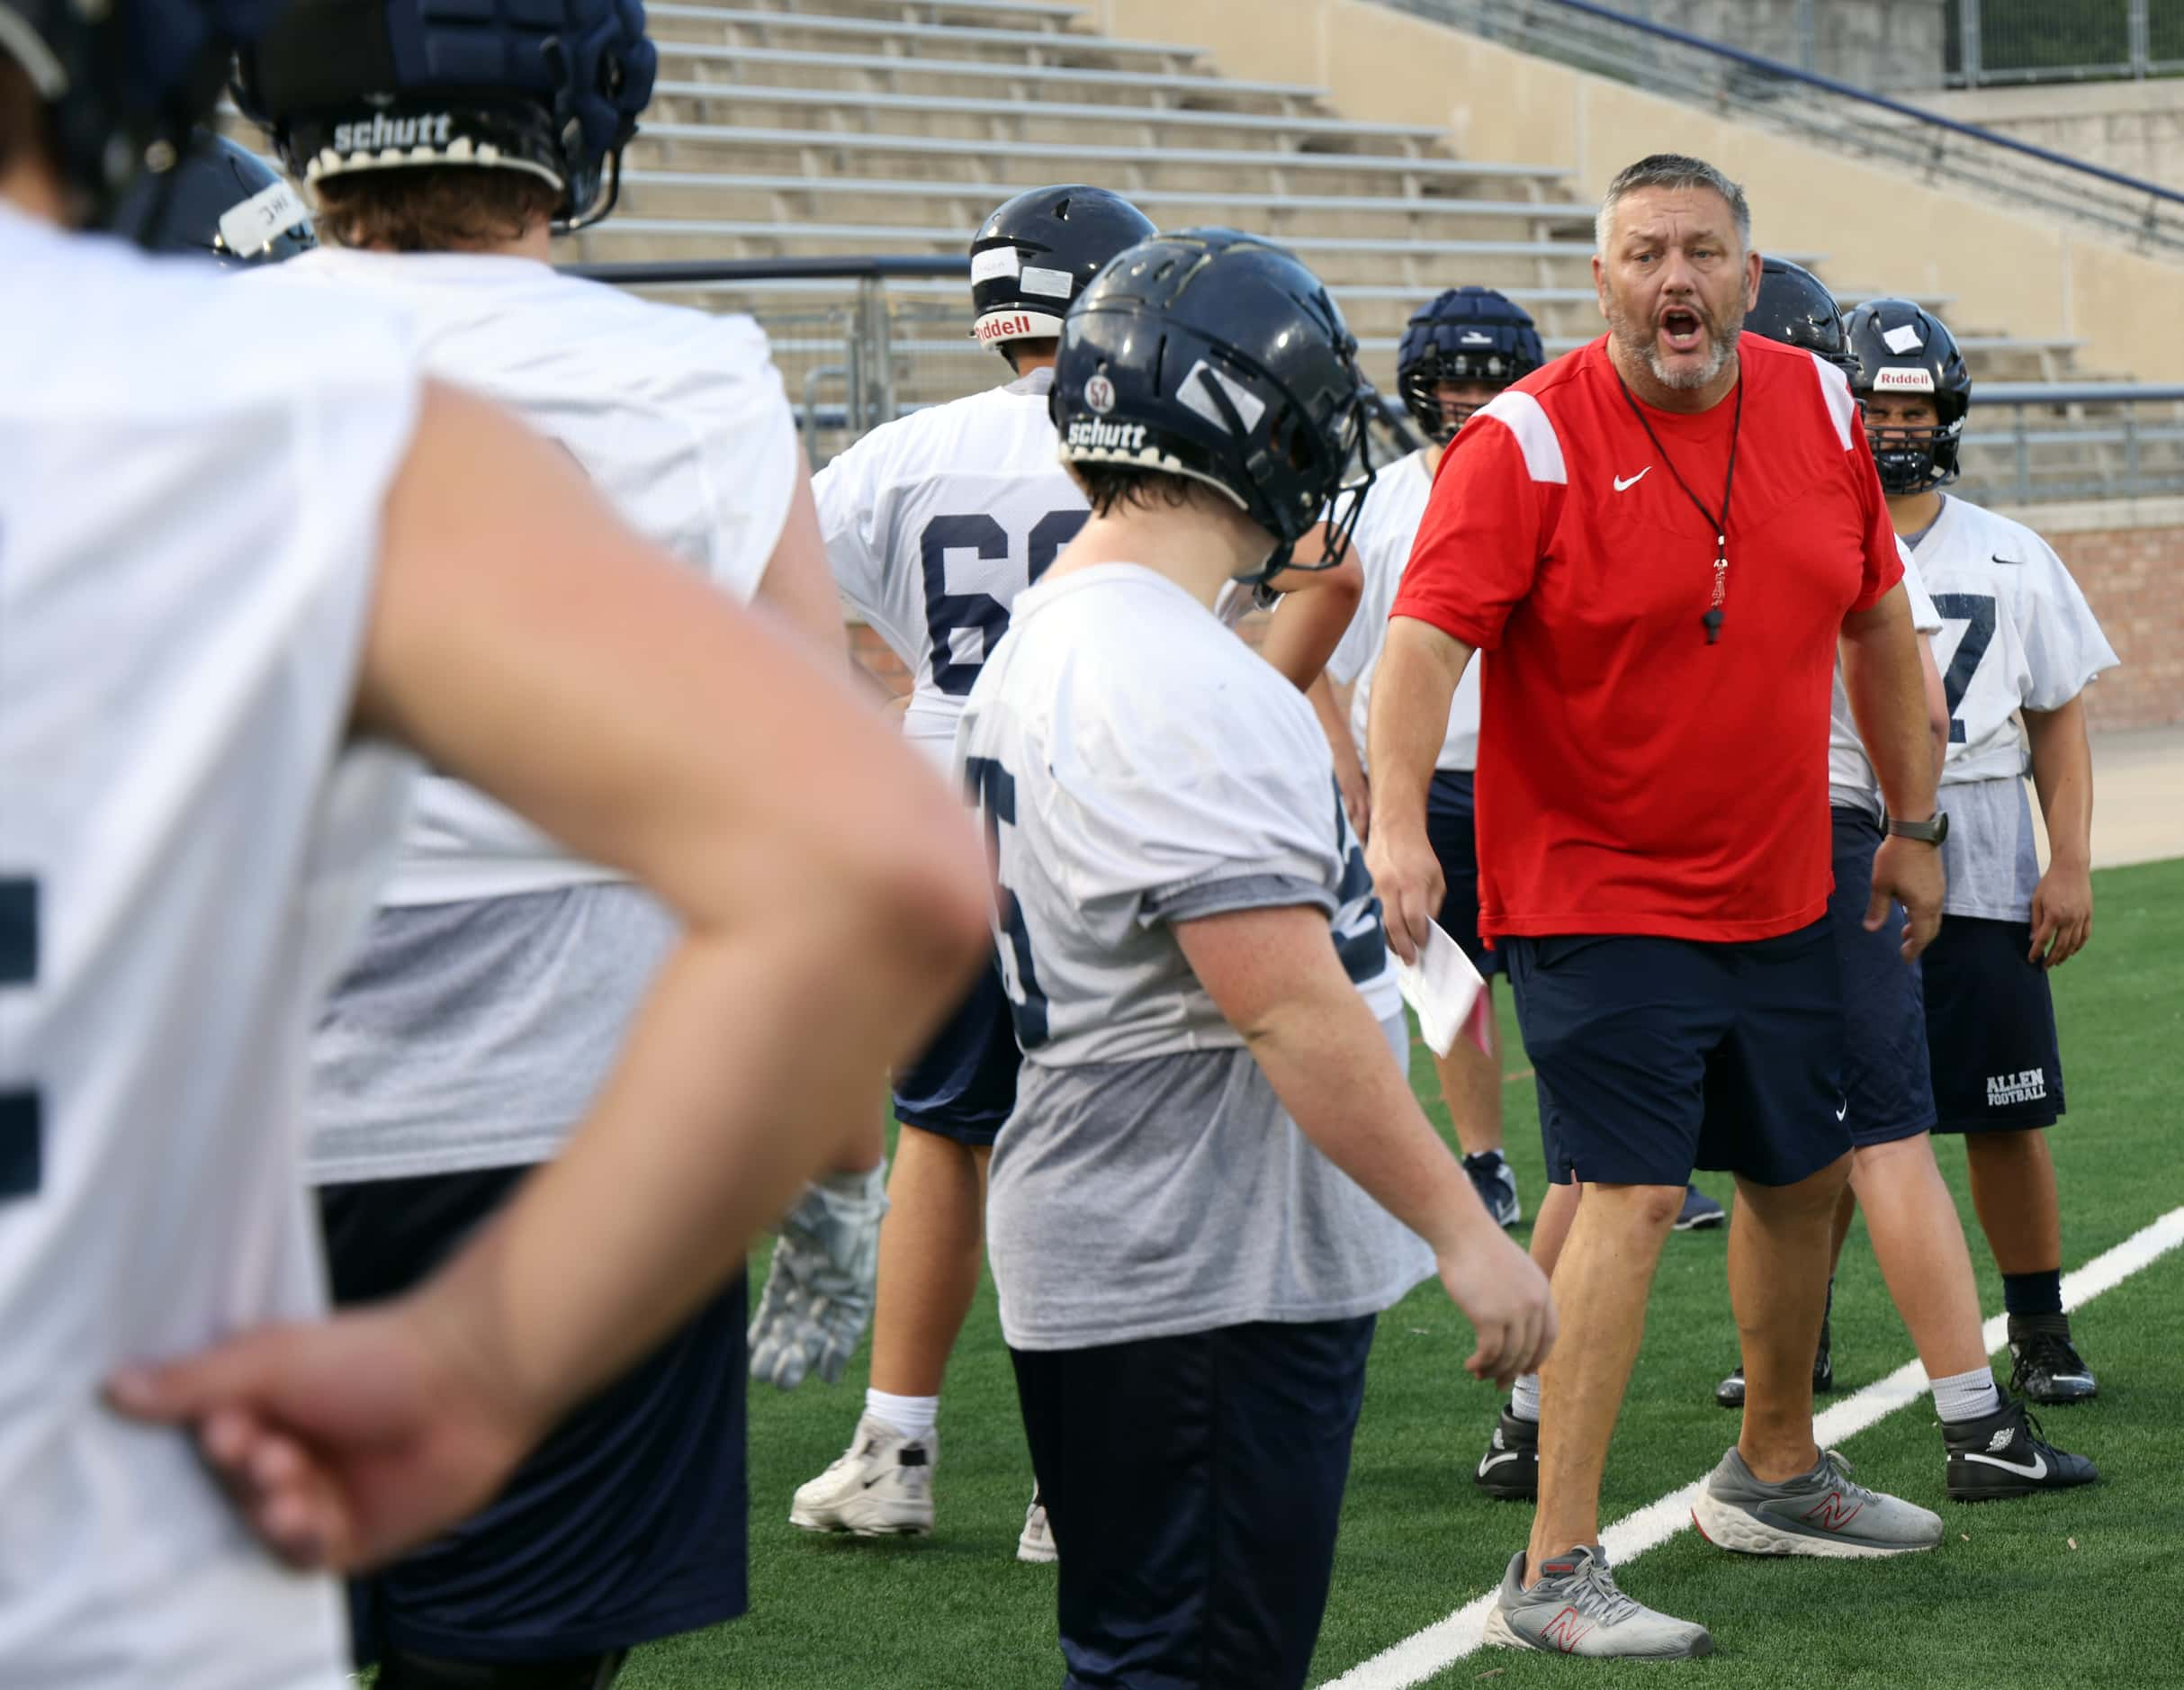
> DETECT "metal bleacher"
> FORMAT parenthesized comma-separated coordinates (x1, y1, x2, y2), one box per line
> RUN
(574, 0, 2099, 441)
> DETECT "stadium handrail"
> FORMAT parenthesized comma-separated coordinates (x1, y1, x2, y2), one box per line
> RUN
(1378, 0, 2184, 252)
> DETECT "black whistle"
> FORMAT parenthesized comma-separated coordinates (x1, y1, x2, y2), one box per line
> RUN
(1702, 608, 1724, 644)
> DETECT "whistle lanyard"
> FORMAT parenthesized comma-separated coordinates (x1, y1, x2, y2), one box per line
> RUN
(1616, 372, 1743, 644)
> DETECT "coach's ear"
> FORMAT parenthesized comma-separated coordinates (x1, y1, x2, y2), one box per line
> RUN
(1743, 247, 1763, 313)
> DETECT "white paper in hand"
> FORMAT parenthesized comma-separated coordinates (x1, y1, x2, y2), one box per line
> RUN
(1394, 919, 1495, 1059)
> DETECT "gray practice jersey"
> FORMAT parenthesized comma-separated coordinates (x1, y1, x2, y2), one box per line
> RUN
(817, 366, 1087, 767)
(1913, 497, 2119, 920)
(955, 564, 1431, 1351)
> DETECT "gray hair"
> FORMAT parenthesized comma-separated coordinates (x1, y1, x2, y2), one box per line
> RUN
(1595, 153, 1751, 255)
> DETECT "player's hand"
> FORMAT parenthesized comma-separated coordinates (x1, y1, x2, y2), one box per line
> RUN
(1867, 835, 1945, 961)
(749, 1164, 889, 1389)
(2028, 862, 2093, 969)
(1366, 818, 1443, 966)
(1435, 1226, 1556, 1392)
(1339, 764, 1371, 847)
(104, 1299, 542, 1574)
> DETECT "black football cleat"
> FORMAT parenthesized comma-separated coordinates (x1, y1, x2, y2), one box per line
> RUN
(1474, 1404, 1540, 1501)
(2008, 1314, 2099, 1405)
(1715, 1315, 1832, 1407)
(1946, 1394, 2099, 1500)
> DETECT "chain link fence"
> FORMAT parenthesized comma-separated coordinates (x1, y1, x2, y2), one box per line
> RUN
(1947, 0, 2184, 86)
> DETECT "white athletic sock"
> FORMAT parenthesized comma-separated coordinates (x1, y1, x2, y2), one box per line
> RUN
(1931, 1366, 2002, 1425)
(866, 1389, 939, 1440)
(1510, 1373, 1542, 1424)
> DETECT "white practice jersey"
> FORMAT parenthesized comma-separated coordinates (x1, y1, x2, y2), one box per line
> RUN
(816, 368, 1086, 764)
(257, 247, 800, 903)
(0, 209, 418, 1689)
(1326, 448, 1482, 770)
(955, 564, 1402, 1069)
(1828, 537, 1944, 817)
(1914, 496, 2118, 786)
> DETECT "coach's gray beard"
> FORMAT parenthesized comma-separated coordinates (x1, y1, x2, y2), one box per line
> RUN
(1609, 301, 1743, 391)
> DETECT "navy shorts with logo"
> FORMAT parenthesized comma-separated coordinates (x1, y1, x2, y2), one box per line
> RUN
(319, 1166, 750, 1666)
(1828, 807, 1938, 1148)
(1011, 1315, 1375, 1690)
(893, 954, 1021, 1146)
(1507, 918, 1849, 1189)
(1921, 913, 2065, 1134)
(1424, 769, 1501, 977)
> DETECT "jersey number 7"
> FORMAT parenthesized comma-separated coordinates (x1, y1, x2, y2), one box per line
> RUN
(1, 876, 40, 1200)
(920, 509, 1086, 697)
(1932, 591, 1997, 746)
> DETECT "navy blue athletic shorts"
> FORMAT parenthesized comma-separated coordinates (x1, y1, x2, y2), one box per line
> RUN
(1425, 769, 1500, 977)
(1920, 913, 2065, 1134)
(893, 955, 1020, 1146)
(319, 1166, 750, 1666)
(1508, 918, 1849, 1189)
(1011, 1315, 1376, 1690)
(1829, 807, 1937, 1149)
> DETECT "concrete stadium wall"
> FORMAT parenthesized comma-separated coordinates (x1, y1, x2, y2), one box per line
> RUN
(1086, 0, 2184, 383)
(1631, 0, 1947, 91)
(1926, 81, 2184, 195)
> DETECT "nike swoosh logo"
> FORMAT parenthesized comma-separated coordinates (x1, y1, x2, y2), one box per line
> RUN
(1835, 1101, 1849, 1122)
(1964, 1450, 2048, 1480)
(1478, 1452, 1521, 1475)
(1991, 554, 2024, 565)
(1613, 468, 1652, 492)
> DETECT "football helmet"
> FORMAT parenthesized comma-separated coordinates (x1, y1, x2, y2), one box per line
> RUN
(1749, 257, 1854, 375)
(233, 0, 656, 231)
(125, 131, 316, 265)
(1844, 298, 1971, 494)
(0, 0, 278, 229)
(1052, 227, 1375, 586)
(969, 184, 1155, 354)
(1396, 285, 1543, 444)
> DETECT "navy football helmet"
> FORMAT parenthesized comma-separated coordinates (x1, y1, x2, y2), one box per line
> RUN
(1844, 298, 1972, 494)
(234, 0, 657, 231)
(1749, 257, 1854, 376)
(1052, 228, 1375, 586)
(125, 131, 316, 265)
(969, 184, 1155, 355)
(1397, 286, 1543, 444)
(0, 0, 280, 229)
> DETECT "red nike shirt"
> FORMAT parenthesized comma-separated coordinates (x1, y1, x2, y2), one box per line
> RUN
(1392, 333, 1902, 943)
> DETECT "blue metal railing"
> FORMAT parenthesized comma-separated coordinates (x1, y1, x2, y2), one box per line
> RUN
(1379, 0, 2184, 254)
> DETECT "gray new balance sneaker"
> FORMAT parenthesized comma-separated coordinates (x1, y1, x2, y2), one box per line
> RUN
(1479, 1547, 1713, 1659)
(1692, 1445, 1942, 1558)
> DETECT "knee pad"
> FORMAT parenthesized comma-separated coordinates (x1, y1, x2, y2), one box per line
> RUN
(375, 1643, 629, 1690)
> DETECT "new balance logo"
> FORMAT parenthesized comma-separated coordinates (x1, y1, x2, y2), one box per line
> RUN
(1541, 1606, 1595, 1653)
(1613, 467, 1652, 492)
(1802, 1490, 1866, 1533)
(331, 112, 454, 154)
(1987, 1069, 2047, 1107)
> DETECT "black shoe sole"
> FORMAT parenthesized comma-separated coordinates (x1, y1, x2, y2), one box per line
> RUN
(1948, 1472, 2099, 1502)
(1474, 1478, 1540, 1502)
(2020, 1384, 2099, 1406)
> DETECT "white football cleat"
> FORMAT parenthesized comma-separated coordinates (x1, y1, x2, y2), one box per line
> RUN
(1017, 1487, 1057, 1564)
(789, 1413, 937, 1537)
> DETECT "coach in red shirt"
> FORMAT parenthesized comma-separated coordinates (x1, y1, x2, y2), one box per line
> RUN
(1367, 155, 1947, 1659)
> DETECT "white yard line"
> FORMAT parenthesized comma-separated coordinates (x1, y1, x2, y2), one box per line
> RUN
(1323, 1203, 2184, 1689)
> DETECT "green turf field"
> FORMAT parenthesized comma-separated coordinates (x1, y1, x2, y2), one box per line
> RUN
(629, 857, 2184, 1689)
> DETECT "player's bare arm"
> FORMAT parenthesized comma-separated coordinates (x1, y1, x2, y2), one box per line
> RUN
(1365, 616, 1476, 962)
(1840, 581, 1945, 957)
(2024, 692, 2096, 968)
(1173, 904, 1553, 1389)
(110, 381, 992, 1572)
(1308, 672, 1371, 841)
(1919, 631, 1948, 775)
(1254, 551, 1363, 690)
